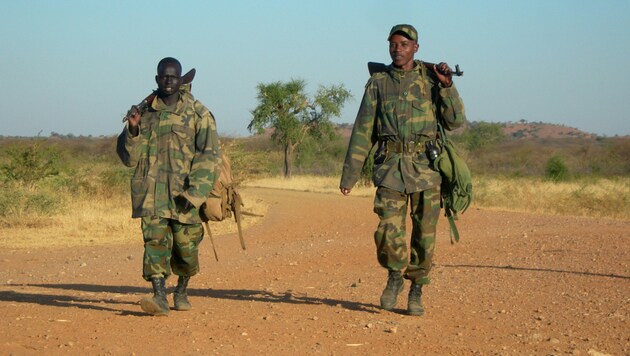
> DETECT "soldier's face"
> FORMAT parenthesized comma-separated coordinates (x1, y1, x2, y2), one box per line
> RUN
(155, 63, 182, 97)
(389, 34, 418, 70)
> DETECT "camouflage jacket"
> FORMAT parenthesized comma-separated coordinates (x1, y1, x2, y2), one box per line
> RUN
(117, 86, 222, 224)
(340, 60, 466, 193)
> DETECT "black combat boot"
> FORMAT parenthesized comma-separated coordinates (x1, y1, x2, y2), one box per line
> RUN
(173, 275, 192, 311)
(140, 277, 170, 316)
(380, 270, 404, 310)
(407, 283, 424, 316)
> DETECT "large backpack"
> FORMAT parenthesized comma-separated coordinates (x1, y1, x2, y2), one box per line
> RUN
(199, 152, 246, 260)
(433, 120, 473, 243)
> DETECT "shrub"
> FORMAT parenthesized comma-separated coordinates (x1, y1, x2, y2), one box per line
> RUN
(294, 134, 346, 175)
(99, 167, 131, 192)
(0, 182, 24, 216)
(546, 155, 569, 182)
(458, 122, 505, 151)
(0, 181, 63, 218)
(1, 143, 61, 188)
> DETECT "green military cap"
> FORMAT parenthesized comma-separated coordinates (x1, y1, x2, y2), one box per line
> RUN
(387, 24, 418, 41)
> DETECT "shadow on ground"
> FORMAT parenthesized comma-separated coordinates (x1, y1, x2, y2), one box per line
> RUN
(0, 283, 379, 315)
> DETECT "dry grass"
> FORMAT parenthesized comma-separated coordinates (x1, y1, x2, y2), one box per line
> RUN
(3, 191, 268, 249)
(473, 176, 630, 220)
(244, 175, 630, 221)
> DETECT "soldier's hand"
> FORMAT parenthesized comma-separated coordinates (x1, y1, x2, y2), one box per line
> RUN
(127, 105, 142, 127)
(174, 194, 194, 214)
(340, 187, 352, 196)
(126, 105, 142, 136)
(433, 62, 453, 88)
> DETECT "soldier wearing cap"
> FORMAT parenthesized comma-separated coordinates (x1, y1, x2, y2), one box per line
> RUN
(340, 24, 466, 315)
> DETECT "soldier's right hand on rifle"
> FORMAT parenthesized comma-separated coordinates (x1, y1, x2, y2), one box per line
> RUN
(126, 105, 141, 136)
(433, 62, 453, 88)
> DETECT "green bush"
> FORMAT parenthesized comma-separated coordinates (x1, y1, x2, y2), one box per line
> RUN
(45, 169, 97, 195)
(1, 144, 61, 188)
(294, 134, 346, 175)
(99, 167, 131, 192)
(0, 183, 24, 216)
(0, 181, 63, 217)
(546, 155, 570, 182)
(458, 122, 505, 151)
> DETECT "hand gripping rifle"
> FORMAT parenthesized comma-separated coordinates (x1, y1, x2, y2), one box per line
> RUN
(122, 68, 196, 122)
(367, 61, 463, 77)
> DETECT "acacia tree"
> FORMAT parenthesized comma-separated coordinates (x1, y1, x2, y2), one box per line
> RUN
(248, 79, 351, 178)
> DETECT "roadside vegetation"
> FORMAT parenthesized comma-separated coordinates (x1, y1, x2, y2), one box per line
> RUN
(0, 122, 628, 248)
(233, 121, 630, 221)
(0, 136, 266, 248)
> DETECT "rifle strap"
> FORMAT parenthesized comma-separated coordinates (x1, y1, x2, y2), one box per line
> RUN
(444, 205, 460, 244)
(419, 61, 427, 97)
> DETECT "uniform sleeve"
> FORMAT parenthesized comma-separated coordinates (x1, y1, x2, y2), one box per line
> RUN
(339, 80, 378, 190)
(116, 125, 142, 167)
(437, 83, 466, 131)
(181, 101, 222, 207)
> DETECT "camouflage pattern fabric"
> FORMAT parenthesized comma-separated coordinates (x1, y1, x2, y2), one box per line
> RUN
(141, 216, 204, 281)
(117, 85, 222, 224)
(340, 60, 466, 193)
(373, 186, 440, 285)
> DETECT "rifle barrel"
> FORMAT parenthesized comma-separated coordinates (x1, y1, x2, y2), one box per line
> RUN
(367, 61, 463, 77)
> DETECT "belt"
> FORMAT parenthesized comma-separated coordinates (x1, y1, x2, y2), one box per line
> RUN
(385, 140, 427, 154)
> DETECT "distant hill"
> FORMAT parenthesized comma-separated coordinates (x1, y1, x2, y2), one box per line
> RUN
(501, 121, 594, 139)
(336, 121, 599, 140)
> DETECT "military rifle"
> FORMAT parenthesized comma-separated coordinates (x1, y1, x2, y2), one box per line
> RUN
(367, 61, 463, 77)
(122, 68, 196, 122)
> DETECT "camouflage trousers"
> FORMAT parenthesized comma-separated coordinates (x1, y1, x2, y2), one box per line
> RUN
(373, 186, 441, 285)
(140, 216, 204, 281)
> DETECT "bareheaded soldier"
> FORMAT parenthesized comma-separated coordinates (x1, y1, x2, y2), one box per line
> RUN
(340, 25, 466, 315)
(117, 57, 222, 316)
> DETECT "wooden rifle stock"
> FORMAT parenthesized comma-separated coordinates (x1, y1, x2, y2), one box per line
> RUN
(367, 61, 463, 77)
(122, 68, 197, 122)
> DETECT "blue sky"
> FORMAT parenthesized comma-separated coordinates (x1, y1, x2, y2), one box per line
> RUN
(2, 0, 629, 137)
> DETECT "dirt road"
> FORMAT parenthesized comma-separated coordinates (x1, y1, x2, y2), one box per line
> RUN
(0, 188, 628, 355)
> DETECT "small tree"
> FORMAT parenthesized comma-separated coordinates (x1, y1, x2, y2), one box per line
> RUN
(248, 79, 351, 178)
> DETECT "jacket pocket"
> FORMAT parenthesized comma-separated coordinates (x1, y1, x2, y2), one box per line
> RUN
(409, 101, 437, 139)
(411, 100, 429, 117)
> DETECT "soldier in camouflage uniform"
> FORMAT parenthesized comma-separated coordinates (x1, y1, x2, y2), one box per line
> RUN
(340, 25, 466, 315)
(117, 57, 222, 316)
